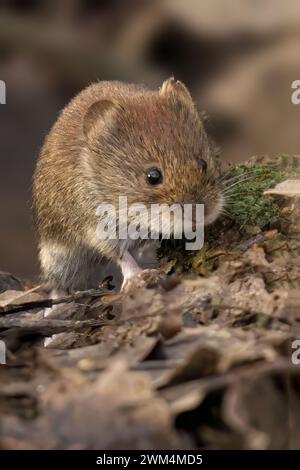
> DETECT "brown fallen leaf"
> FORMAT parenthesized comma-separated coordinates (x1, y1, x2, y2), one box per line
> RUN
(222, 373, 300, 449)
(0, 360, 184, 450)
(154, 326, 277, 388)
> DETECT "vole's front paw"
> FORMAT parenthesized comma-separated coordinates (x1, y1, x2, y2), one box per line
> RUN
(121, 268, 163, 293)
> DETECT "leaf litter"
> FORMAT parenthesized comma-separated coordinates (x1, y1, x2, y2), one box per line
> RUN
(1, 156, 300, 449)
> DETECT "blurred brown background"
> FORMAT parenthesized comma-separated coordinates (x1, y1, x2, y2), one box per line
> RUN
(0, 0, 300, 281)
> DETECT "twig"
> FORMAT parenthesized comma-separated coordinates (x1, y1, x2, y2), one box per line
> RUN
(0, 307, 167, 336)
(0, 317, 106, 335)
(0, 288, 115, 315)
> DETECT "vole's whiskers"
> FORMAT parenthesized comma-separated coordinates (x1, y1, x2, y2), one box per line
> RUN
(221, 173, 258, 194)
(219, 207, 232, 218)
(218, 168, 254, 187)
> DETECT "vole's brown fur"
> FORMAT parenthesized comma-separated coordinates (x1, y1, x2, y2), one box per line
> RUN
(33, 78, 223, 291)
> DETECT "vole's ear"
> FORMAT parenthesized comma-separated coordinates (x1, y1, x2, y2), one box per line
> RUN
(160, 77, 194, 107)
(83, 99, 118, 142)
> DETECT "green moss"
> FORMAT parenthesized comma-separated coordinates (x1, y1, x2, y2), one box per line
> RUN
(224, 164, 297, 232)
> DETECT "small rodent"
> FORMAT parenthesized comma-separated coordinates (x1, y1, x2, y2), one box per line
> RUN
(33, 78, 224, 292)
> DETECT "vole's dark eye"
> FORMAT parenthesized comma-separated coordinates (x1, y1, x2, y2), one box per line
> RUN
(146, 168, 163, 185)
(199, 158, 208, 173)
